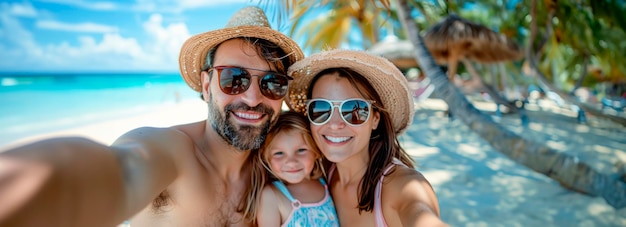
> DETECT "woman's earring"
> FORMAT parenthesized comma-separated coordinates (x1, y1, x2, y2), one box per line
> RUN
(370, 130, 380, 140)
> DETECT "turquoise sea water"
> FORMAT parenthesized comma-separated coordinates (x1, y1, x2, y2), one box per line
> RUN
(0, 73, 199, 147)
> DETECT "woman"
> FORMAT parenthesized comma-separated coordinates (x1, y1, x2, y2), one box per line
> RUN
(286, 49, 447, 226)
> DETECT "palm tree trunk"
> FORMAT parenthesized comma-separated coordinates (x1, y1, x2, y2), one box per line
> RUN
(499, 64, 510, 96)
(397, 0, 626, 209)
(570, 54, 589, 95)
(534, 0, 555, 59)
(490, 65, 499, 90)
(462, 60, 520, 113)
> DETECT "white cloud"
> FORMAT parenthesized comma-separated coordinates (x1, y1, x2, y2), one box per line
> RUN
(0, 10, 43, 70)
(78, 34, 143, 57)
(38, 0, 118, 11)
(37, 20, 119, 33)
(142, 14, 190, 65)
(38, 34, 146, 69)
(0, 9, 37, 51)
(6, 2, 38, 17)
(0, 8, 190, 72)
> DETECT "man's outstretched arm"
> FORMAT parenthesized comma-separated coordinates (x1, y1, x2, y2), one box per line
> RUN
(0, 127, 186, 227)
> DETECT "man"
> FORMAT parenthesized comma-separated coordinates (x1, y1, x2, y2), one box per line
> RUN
(0, 6, 303, 227)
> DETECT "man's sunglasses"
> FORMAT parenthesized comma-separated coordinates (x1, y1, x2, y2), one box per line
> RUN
(208, 66, 292, 100)
(306, 98, 375, 126)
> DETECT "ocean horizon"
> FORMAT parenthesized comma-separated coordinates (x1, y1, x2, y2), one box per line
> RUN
(0, 72, 200, 147)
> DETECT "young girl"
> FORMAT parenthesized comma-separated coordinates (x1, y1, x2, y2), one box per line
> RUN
(254, 111, 339, 227)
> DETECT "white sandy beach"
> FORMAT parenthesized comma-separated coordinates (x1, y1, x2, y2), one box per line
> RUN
(2, 97, 625, 226)
(406, 99, 626, 226)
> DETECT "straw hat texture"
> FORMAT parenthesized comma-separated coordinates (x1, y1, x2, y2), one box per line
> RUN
(286, 49, 414, 135)
(179, 6, 304, 92)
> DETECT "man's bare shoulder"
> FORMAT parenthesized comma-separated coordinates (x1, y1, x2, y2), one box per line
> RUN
(113, 121, 204, 152)
(170, 121, 207, 143)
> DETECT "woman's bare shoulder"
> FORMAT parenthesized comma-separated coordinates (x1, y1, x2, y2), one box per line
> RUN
(387, 165, 431, 184)
(384, 165, 439, 209)
(384, 166, 447, 226)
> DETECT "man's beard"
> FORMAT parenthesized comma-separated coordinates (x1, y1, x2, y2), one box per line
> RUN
(207, 91, 275, 151)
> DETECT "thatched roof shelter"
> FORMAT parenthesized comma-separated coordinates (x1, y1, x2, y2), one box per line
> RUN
(423, 14, 523, 78)
(424, 14, 523, 63)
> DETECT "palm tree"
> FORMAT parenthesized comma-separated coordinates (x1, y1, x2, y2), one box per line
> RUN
(283, 0, 389, 52)
(523, 0, 626, 126)
(396, 0, 625, 209)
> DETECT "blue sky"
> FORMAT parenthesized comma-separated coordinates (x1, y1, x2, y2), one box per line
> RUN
(0, 0, 308, 73)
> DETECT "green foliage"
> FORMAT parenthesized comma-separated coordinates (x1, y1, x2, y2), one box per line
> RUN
(274, 0, 626, 86)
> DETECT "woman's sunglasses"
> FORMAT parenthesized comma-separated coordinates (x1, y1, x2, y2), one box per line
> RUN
(306, 98, 375, 126)
(208, 66, 292, 100)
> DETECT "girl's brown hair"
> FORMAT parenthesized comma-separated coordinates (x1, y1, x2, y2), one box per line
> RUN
(308, 68, 415, 213)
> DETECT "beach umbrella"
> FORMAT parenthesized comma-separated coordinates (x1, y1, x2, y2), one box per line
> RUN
(423, 14, 524, 79)
(368, 35, 419, 69)
(368, 36, 437, 101)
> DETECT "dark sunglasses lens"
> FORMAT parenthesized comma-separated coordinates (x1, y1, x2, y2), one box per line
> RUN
(308, 100, 332, 124)
(219, 68, 250, 95)
(341, 100, 370, 125)
(260, 74, 290, 100)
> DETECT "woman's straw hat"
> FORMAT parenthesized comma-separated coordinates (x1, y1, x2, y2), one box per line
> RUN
(286, 49, 414, 135)
(179, 6, 304, 92)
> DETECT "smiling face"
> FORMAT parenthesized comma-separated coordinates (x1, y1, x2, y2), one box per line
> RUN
(202, 38, 285, 151)
(308, 72, 380, 163)
(266, 130, 318, 184)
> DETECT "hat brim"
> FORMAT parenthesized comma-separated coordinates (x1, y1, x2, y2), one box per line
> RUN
(286, 49, 414, 134)
(179, 26, 304, 92)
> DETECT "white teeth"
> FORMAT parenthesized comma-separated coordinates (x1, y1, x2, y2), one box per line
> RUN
(324, 136, 350, 143)
(234, 112, 262, 120)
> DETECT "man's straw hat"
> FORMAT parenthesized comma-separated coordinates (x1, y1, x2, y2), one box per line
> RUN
(286, 49, 414, 135)
(179, 6, 304, 92)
